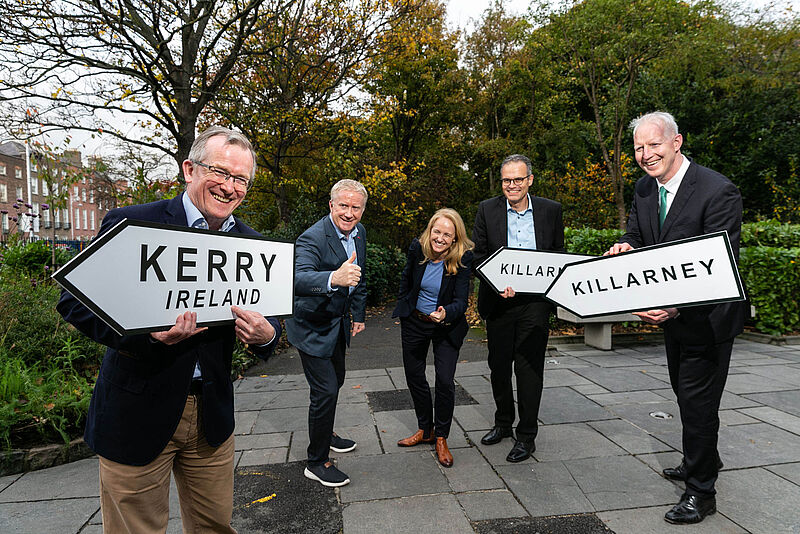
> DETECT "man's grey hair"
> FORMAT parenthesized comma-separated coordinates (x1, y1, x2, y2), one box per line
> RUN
(331, 179, 368, 204)
(629, 112, 680, 139)
(500, 154, 532, 176)
(187, 126, 258, 181)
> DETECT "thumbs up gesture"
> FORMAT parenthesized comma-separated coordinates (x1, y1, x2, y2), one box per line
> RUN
(332, 251, 361, 287)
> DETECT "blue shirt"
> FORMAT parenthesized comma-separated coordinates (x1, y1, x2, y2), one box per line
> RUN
(416, 261, 444, 315)
(507, 194, 536, 249)
(326, 215, 360, 293)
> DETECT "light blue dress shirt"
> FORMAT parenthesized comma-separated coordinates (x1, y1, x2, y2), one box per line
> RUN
(326, 215, 360, 293)
(506, 194, 537, 249)
(416, 261, 444, 315)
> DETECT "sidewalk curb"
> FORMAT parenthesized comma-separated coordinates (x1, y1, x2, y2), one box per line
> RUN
(0, 438, 94, 476)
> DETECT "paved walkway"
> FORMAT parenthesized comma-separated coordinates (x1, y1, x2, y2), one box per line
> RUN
(3, 310, 800, 533)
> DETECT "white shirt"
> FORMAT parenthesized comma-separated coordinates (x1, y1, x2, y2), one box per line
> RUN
(658, 155, 690, 216)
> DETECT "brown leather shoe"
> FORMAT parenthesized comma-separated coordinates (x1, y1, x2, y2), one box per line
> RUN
(397, 429, 435, 447)
(435, 437, 453, 468)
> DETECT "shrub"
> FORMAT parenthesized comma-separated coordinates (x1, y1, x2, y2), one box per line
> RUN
(365, 242, 406, 305)
(0, 239, 73, 275)
(564, 227, 624, 255)
(741, 220, 800, 248)
(739, 246, 800, 336)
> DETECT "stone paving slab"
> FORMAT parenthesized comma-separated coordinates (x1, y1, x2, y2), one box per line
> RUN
(0, 498, 100, 534)
(572, 367, 670, 392)
(719, 423, 800, 468)
(343, 493, 474, 534)
(716, 468, 800, 534)
(744, 364, 800, 387)
(743, 389, 800, 417)
(542, 368, 594, 388)
(574, 354, 653, 368)
(588, 419, 674, 455)
(235, 432, 291, 451)
(597, 505, 749, 533)
(452, 403, 496, 432)
(252, 406, 309, 433)
(0, 458, 98, 501)
(724, 373, 798, 394)
(456, 490, 528, 521)
(718, 410, 759, 426)
(440, 447, 504, 492)
(533, 423, 627, 461)
(564, 455, 679, 511)
(288, 425, 384, 462)
(766, 461, 800, 485)
(587, 391, 669, 406)
(738, 406, 800, 435)
(496, 461, 595, 516)
(337, 452, 450, 503)
(234, 410, 258, 433)
(538, 387, 615, 424)
(238, 447, 289, 466)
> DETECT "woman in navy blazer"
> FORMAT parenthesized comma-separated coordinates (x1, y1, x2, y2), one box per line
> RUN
(392, 208, 474, 467)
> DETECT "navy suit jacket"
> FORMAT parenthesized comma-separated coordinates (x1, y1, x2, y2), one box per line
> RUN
(392, 239, 473, 348)
(285, 216, 367, 358)
(621, 159, 746, 344)
(472, 195, 565, 319)
(57, 195, 281, 465)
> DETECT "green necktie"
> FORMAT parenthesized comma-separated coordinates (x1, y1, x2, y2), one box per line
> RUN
(658, 186, 668, 230)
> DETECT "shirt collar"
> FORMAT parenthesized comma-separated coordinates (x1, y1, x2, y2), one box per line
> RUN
(182, 192, 236, 232)
(657, 154, 690, 195)
(506, 193, 533, 215)
(329, 214, 358, 240)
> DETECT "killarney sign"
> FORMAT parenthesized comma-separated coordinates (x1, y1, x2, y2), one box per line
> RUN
(53, 219, 294, 335)
(476, 248, 594, 295)
(544, 231, 745, 318)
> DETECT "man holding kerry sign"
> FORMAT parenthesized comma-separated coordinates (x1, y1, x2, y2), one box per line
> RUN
(606, 111, 746, 525)
(57, 127, 281, 533)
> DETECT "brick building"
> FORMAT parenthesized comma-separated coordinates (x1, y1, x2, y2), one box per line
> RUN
(0, 140, 116, 242)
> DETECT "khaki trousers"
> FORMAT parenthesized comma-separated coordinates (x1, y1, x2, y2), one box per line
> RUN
(98, 395, 236, 534)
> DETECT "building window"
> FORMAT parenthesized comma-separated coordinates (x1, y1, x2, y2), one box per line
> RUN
(89, 190, 94, 203)
(16, 187, 23, 201)
(15, 167, 23, 179)
(75, 209, 80, 230)
(73, 185, 79, 200)
(0, 184, 6, 203)
(0, 164, 6, 175)
(90, 211, 95, 230)
(83, 209, 88, 230)
(55, 209, 60, 225)
(42, 180, 49, 196)
(63, 209, 69, 224)
(2, 213, 8, 232)
(31, 177, 38, 195)
(42, 206, 51, 225)
(82, 189, 86, 202)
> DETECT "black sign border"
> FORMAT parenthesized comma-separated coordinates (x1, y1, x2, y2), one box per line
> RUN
(543, 231, 746, 319)
(475, 247, 594, 296)
(52, 218, 296, 336)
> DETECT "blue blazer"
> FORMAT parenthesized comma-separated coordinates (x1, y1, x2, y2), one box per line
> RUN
(392, 239, 473, 349)
(285, 216, 367, 358)
(57, 195, 281, 466)
(622, 160, 746, 344)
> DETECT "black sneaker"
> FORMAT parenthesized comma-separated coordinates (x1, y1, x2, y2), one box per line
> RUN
(330, 433, 357, 453)
(304, 462, 351, 487)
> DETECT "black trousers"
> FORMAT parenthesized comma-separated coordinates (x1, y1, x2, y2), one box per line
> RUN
(485, 301, 551, 442)
(300, 328, 346, 466)
(665, 332, 733, 497)
(400, 316, 460, 438)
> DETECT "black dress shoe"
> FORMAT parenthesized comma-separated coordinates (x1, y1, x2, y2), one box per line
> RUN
(664, 493, 716, 524)
(481, 426, 513, 445)
(663, 458, 724, 481)
(506, 439, 535, 463)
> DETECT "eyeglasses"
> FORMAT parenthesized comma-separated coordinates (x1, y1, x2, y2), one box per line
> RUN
(501, 175, 531, 187)
(192, 161, 251, 191)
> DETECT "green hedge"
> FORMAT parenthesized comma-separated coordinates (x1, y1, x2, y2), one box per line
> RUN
(365, 242, 406, 306)
(741, 221, 800, 248)
(565, 228, 624, 255)
(739, 247, 800, 336)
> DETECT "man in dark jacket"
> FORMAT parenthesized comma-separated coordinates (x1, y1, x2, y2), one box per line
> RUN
(472, 154, 564, 463)
(58, 127, 281, 533)
(607, 111, 745, 524)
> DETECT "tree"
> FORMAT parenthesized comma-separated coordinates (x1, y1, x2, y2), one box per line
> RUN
(533, 0, 706, 228)
(0, 0, 295, 176)
(209, 0, 414, 223)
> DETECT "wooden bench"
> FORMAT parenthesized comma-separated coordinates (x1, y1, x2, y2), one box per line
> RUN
(556, 307, 641, 351)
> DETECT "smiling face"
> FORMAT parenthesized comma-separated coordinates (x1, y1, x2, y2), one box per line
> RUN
(429, 215, 456, 259)
(633, 121, 683, 185)
(500, 160, 533, 207)
(183, 135, 252, 230)
(329, 189, 366, 235)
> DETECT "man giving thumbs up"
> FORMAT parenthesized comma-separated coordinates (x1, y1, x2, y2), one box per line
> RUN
(286, 179, 368, 487)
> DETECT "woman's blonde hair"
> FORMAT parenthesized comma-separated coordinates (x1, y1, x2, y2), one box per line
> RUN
(418, 208, 474, 275)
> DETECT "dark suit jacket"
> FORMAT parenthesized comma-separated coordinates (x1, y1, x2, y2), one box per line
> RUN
(472, 195, 565, 319)
(621, 159, 746, 344)
(57, 194, 281, 466)
(392, 239, 473, 348)
(285, 215, 367, 358)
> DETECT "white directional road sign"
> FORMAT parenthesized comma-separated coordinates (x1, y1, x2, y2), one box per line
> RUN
(476, 248, 594, 295)
(544, 231, 745, 318)
(53, 219, 294, 335)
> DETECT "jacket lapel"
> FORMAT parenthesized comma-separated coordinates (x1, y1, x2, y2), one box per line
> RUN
(324, 216, 349, 265)
(164, 194, 189, 226)
(493, 195, 509, 247)
(532, 196, 547, 250)
(659, 162, 697, 241)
